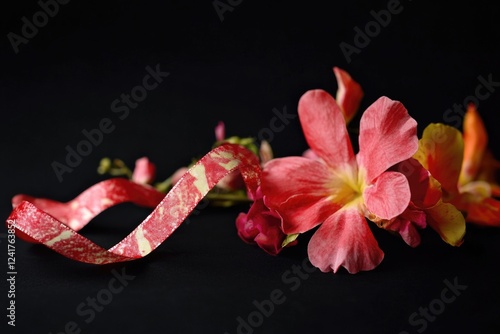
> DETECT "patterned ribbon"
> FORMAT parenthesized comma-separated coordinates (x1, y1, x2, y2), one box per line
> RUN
(6, 144, 261, 264)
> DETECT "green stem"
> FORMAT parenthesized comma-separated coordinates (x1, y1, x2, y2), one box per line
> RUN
(204, 192, 252, 203)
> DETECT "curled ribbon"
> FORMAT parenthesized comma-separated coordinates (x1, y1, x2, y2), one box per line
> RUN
(7, 144, 261, 264)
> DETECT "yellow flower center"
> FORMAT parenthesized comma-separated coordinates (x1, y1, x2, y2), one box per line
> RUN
(327, 163, 366, 208)
(326, 163, 395, 229)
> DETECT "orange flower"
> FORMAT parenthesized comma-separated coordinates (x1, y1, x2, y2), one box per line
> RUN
(457, 104, 500, 225)
(414, 105, 500, 227)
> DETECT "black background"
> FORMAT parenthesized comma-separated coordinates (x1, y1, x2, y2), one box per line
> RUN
(2, 1, 500, 333)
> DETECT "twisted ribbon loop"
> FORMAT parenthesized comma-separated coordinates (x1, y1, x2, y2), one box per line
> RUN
(7, 144, 261, 264)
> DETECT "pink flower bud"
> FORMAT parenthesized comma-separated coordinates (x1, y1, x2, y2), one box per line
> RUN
(215, 121, 225, 142)
(236, 187, 296, 255)
(132, 157, 156, 184)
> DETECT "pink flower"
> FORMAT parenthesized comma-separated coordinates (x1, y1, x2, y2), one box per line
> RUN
(262, 90, 418, 273)
(302, 67, 363, 159)
(131, 157, 156, 184)
(236, 187, 296, 255)
(215, 121, 226, 142)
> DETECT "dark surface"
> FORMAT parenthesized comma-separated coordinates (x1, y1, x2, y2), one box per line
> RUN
(2, 1, 500, 333)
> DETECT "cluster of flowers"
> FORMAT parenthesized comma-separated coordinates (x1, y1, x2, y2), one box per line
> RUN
(117, 67, 499, 274)
(9, 67, 500, 273)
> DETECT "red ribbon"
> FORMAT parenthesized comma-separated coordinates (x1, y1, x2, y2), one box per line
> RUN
(6, 144, 261, 264)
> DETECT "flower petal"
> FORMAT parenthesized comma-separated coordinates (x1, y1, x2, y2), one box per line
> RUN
(396, 219, 423, 248)
(387, 206, 427, 248)
(426, 201, 466, 246)
(259, 140, 273, 164)
(262, 157, 340, 234)
(492, 185, 500, 197)
(460, 180, 492, 199)
(215, 121, 225, 142)
(393, 158, 442, 209)
(236, 197, 289, 255)
(364, 171, 411, 220)
(132, 157, 156, 184)
(459, 104, 488, 186)
(413, 123, 464, 197)
(333, 67, 364, 124)
(357, 96, 418, 182)
(476, 149, 500, 188)
(302, 148, 320, 160)
(307, 208, 384, 274)
(462, 197, 500, 227)
(298, 89, 355, 167)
